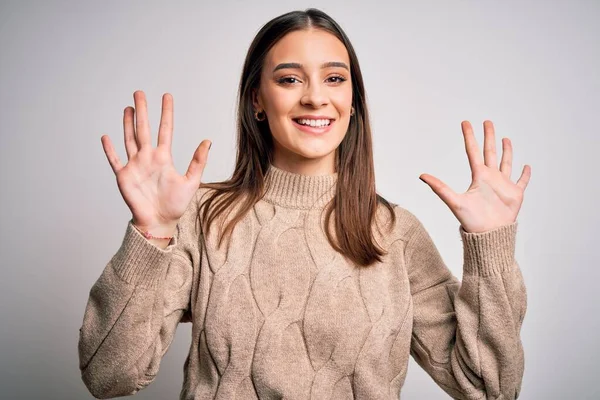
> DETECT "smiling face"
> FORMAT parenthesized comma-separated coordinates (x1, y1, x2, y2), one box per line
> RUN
(253, 28, 353, 173)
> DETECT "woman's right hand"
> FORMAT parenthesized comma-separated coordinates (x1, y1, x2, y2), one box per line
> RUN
(101, 90, 211, 236)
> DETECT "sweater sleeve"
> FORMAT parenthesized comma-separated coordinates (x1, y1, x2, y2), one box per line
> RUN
(404, 212, 527, 399)
(78, 197, 202, 398)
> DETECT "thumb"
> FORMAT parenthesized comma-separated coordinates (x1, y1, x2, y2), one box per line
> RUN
(419, 174, 459, 210)
(185, 140, 211, 187)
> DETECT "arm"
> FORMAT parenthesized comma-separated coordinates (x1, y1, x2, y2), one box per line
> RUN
(405, 210, 527, 399)
(78, 195, 201, 398)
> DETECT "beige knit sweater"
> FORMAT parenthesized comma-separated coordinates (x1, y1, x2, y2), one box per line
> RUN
(78, 164, 527, 399)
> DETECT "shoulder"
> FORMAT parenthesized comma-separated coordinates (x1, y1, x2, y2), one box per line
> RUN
(190, 183, 251, 231)
(375, 201, 426, 245)
(176, 186, 215, 240)
(195, 185, 216, 204)
(180, 186, 212, 220)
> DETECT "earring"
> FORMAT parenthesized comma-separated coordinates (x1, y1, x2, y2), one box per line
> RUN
(254, 110, 266, 121)
(350, 106, 355, 116)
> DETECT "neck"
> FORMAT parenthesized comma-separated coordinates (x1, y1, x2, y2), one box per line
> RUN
(262, 163, 338, 210)
(271, 146, 337, 175)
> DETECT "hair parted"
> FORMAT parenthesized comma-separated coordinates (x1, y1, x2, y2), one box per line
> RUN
(195, 8, 397, 267)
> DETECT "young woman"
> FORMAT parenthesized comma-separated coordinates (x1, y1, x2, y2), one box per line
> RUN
(79, 8, 531, 399)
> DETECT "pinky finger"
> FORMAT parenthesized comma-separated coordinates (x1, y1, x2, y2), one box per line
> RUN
(101, 135, 124, 175)
(516, 164, 532, 191)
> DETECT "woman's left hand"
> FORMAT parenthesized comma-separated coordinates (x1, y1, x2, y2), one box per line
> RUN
(419, 120, 531, 234)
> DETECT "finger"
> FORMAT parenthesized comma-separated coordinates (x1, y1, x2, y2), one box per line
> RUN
(419, 173, 460, 210)
(157, 93, 174, 148)
(185, 140, 212, 186)
(516, 164, 531, 191)
(101, 135, 124, 175)
(123, 106, 138, 159)
(499, 137, 513, 179)
(133, 90, 151, 148)
(483, 120, 498, 169)
(462, 121, 484, 176)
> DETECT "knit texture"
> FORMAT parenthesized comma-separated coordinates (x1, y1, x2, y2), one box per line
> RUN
(78, 164, 527, 399)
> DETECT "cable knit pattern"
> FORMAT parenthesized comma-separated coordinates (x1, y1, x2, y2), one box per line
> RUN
(78, 164, 527, 399)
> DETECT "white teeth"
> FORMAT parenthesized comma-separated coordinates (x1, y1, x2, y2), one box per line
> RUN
(296, 118, 331, 127)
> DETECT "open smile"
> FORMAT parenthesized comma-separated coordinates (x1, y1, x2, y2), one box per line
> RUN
(291, 117, 335, 135)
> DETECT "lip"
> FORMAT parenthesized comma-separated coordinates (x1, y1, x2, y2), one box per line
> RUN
(292, 117, 335, 135)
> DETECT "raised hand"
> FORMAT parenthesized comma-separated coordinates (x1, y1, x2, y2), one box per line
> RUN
(418, 120, 531, 234)
(101, 90, 211, 236)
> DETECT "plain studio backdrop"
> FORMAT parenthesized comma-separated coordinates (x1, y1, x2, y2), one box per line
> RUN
(1, 0, 598, 399)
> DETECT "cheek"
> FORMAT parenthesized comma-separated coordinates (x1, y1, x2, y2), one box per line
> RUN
(264, 87, 297, 115)
(332, 87, 353, 111)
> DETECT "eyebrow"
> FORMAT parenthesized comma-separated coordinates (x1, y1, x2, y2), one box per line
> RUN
(272, 61, 349, 73)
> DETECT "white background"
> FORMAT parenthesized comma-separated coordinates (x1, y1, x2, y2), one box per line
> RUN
(1, 0, 598, 398)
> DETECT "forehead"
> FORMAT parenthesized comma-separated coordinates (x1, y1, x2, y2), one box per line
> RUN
(265, 29, 350, 68)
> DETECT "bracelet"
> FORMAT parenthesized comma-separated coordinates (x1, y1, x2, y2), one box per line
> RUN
(132, 222, 174, 240)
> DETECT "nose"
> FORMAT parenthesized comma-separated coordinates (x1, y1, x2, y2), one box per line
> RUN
(300, 82, 328, 108)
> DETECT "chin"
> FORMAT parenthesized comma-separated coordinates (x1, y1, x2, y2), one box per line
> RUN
(296, 147, 338, 160)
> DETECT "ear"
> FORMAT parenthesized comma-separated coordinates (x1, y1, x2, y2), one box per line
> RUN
(252, 88, 263, 110)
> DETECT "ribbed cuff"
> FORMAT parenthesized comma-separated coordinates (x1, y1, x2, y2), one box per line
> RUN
(460, 221, 518, 277)
(111, 219, 179, 289)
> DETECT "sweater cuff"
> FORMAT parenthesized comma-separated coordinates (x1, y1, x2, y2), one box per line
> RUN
(460, 221, 518, 277)
(111, 219, 179, 289)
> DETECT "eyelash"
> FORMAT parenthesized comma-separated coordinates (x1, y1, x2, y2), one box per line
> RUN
(277, 75, 347, 85)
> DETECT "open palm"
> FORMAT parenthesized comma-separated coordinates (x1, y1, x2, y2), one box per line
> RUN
(419, 120, 531, 234)
(101, 91, 211, 232)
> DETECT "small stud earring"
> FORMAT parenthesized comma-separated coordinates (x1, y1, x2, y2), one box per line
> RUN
(254, 110, 266, 121)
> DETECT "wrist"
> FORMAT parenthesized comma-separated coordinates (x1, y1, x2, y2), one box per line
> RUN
(131, 219, 178, 240)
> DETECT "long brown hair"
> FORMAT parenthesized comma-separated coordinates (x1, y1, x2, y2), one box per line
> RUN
(196, 8, 396, 267)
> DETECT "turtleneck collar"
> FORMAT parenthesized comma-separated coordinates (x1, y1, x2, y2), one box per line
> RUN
(262, 163, 338, 210)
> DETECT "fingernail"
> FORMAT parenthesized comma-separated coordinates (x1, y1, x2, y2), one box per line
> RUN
(209, 142, 212, 150)
(419, 177, 425, 183)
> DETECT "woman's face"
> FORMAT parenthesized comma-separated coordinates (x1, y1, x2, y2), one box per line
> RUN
(254, 28, 353, 172)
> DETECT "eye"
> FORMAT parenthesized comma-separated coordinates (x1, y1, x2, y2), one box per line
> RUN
(327, 75, 347, 84)
(277, 76, 300, 85)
